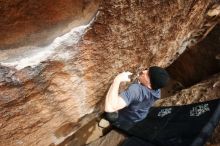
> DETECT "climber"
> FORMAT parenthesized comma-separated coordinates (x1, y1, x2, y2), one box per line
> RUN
(101, 66, 170, 130)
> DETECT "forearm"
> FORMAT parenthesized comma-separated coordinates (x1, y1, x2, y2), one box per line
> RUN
(105, 79, 121, 112)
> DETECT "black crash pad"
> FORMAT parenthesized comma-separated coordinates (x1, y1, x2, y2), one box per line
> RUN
(119, 98, 220, 146)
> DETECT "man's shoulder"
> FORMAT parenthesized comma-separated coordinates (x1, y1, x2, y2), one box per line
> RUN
(128, 83, 160, 98)
(149, 89, 161, 99)
(137, 84, 161, 99)
(129, 83, 141, 88)
(128, 83, 143, 92)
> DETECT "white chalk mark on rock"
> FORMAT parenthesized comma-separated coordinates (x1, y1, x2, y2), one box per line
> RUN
(0, 19, 94, 70)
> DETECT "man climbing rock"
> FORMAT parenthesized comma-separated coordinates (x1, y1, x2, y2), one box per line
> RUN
(101, 66, 170, 130)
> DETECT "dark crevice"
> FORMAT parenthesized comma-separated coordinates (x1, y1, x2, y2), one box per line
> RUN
(162, 24, 220, 98)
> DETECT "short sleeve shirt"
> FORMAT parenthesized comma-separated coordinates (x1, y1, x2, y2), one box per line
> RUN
(118, 83, 160, 123)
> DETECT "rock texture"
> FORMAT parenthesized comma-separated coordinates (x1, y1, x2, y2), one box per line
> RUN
(0, 0, 220, 146)
(155, 73, 220, 107)
(167, 24, 220, 88)
(0, 0, 100, 49)
(87, 130, 126, 146)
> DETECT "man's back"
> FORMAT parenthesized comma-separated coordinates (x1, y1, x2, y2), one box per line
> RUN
(118, 83, 160, 123)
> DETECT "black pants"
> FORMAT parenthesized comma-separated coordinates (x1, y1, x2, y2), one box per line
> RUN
(105, 112, 119, 123)
(105, 112, 134, 131)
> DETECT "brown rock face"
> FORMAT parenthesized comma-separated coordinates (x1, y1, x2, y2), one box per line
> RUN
(87, 130, 126, 146)
(0, 0, 100, 49)
(167, 24, 220, 88)
(0, 0, 220, 146)
(155, 73, 220, 107)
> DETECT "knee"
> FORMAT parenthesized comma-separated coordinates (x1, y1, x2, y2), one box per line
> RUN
(105, 112, 119, 123)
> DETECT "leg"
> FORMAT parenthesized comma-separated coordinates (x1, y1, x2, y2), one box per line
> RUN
(105, 112, 119, 123)
(98, 112, 118, 128)
(105, 112, 133, 130)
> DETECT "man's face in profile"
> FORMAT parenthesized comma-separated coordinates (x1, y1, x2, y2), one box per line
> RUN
(138, 69, 151, 89)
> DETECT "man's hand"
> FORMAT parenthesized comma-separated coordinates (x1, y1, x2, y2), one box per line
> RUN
(115, 71, 133, 82)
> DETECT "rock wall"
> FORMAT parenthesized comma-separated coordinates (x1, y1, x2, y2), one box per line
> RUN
(155, 73, 220, 107)
(0, 0, 220, 146)
(167, 24, 220, 87)
(0, 0, 100, 49)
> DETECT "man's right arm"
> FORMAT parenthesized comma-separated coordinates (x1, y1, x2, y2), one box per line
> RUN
(104, 72, 132, 112)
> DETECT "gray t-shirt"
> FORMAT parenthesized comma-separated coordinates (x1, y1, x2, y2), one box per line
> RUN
(118, 83, 160, 124)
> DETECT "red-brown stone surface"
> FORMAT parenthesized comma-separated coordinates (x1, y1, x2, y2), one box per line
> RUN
(0, 0, 100, 49)
(167, 24, 220, 87)
(0, 0, 220, 146)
